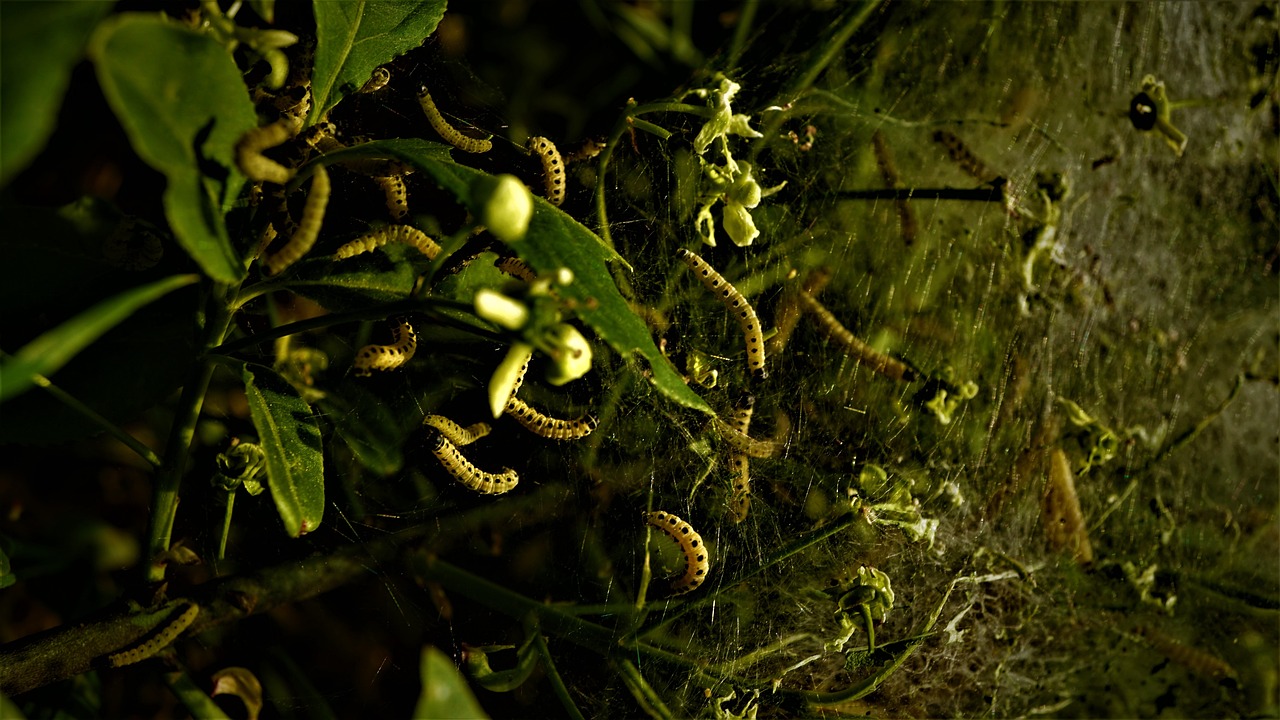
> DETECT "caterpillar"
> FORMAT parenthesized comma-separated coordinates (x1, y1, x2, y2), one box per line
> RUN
(767, 266, 832, 356)
(1041, 447, 1093, 564)
(796, 290, 917, 383)
(714, 415, 784, 458)
(526, 136, 566, 206)
(334, 225, 441, 261)
(422, 414, 491, 447)
(495, 256, 537, 282)
(375, 174, 409, 220)
(425, 427, 518, 495)
(677, 249, 767, 380)
(264, 166, 331, 275)
(360, 66, 391, 94)
(932, 130, 999, 184)
(727, 394, 755, 523)
(504, 396, 596, 440)
(417, 85, 493, 154)
(236, 116, 303, 185)
(1134, 625, 1238, 686)
(353, 318, 417, 376)
(107, 602, 199, 668)
(872, 131, 918, 246)
(645, 511, 709, 595)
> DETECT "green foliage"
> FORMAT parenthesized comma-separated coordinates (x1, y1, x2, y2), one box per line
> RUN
(416, 646, 491, 720)
(241, 362, 325, 538)
(0, 274, 197, 403)
(89, 14, 257, 284)
(0, 2, 111, 186)
(310, 0, 448, 124)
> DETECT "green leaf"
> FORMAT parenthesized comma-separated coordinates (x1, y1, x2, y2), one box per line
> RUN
(165, 669, 233, 720)
(0, 541, 14, 590)
(0, 2, 112, 186)
(415, 646, 490, 720)
(90, 14, 257, 285)
(305, 139, 713, 414)
(242, 363, 325, 537)
(276, 243, 425, 310)
(310, 0, 448, 125)
(0, 275, 198, 404)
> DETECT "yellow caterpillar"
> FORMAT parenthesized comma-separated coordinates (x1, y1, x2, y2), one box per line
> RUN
(527, 136, 565, 206)
(646, 511, 709, 595)
(106, 603, 199, 668)
(426, 427, 518, 495)
(334, 225, 441, 261)
(417, 85, 492, 154)
(505, 396, 596, 441)
(236, 116, 302, 185)
(353, 318, 417, 376)
(264, 166, 331, 276)
(796, 290, 917, 383)
(376, 175, 409, 220)
(422, 414, 491, 447)
(677, 249, 767, 380)
(726, 394, 755, 523)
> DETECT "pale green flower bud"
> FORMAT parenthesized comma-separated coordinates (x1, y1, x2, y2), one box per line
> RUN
(489, 342, 533, 418)
(543, 324, 593, 386)
(474, 174, 533, 244)
(474, 289, 529, 331)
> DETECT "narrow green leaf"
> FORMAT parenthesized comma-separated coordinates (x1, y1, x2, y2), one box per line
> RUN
(276, 243, 425, 310)
(0, 2, 112, 186)
(90, 14, 257, 284)
(242, 363, 325, 537)
(310, 0, 448, 125)
(304, 139, 713, 414)
(0, 275, 198, 404)
(415, 646, 490, 720)
(165, 670, 233, 720)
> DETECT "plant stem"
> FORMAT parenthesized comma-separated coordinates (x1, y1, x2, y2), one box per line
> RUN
(726, 0, 760, 71)
(614, 657, 674, 720)
(526, 620, 587, 720)
(32, 374, 162, 468)
(144, 284, 235, 583)
(836, 187, 1006, 202)
(595, 101, 713, 248)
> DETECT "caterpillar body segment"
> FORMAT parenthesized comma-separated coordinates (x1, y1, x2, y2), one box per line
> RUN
(426, 428, 518, 495)
(334, 225, 442, 260)
(796, 290, 916, 383)
(527, 136, 566, 206)
(767, 266, 832, 356)
(417, 85, 493, 154)
(236, 116, 303, 185)
(933, 130, 999, 184)
(360, 66, 391, 93)
(376, 174, 409, 220)
(423, 415, 492, 447)
(645, 511, 709, 595)
(495, 256, 538, 282)
(727, 394, 755, 523)
(504, 396, 596, 441)
(264, 166, 330, 275)
(106, 603, 199, 668)
(353, 318, 417, 376)
(1134, 625, 1239, 685)
(714, 416, 784, 459)
(677, 249, 767, 380)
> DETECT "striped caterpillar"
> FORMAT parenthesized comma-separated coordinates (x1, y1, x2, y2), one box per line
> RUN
(677, 249, 767, 380)
(236, 116, 303, 185)
(767, 266, 832, 356)
(796, 290, 917, 383)
(505, 396, 597, 440)
(375, 175, 409, 220)
(422, 414, 491, 447)
(1134, 625, 1238, 686)
(353, 318, 417, 376)
(425, 427, 518, 494)
(932, 130, 999, 184)
(727, 394, 755, 523)
(334, 225, 441, 261)
(417, 85, 493, 154)
(264, 166, 331, 276)
(107, 603, 199, 668)
(527, 136, 565, 206)
(360, 66, 391, 94)
(714, 414, 784, 459)
(645, 511, 709, 595)
(495, 256, 537, 282)
(872, 131, 918, 246)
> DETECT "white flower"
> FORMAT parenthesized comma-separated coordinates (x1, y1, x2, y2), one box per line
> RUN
(542, 324, 593, 386)
(475, 174, 532, 244)
(488, 343, 533, 418)
(474, 289, 529, 331)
